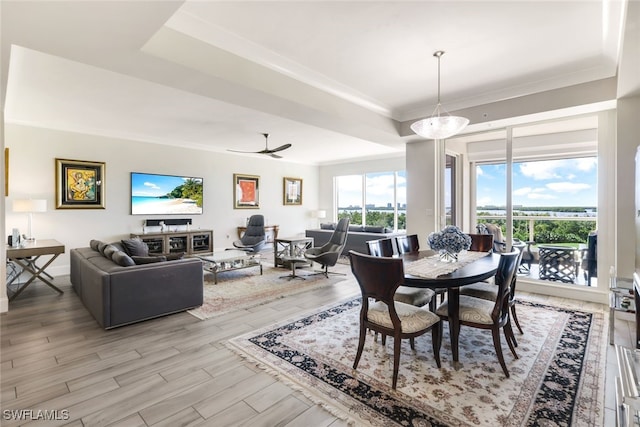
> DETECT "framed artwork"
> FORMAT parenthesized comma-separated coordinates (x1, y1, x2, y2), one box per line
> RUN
(283, 177, 302, 205)
(234, 173, 260, 209)
(55, 158, 105, 209)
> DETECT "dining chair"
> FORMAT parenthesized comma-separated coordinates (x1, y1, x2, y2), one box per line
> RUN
(468, 233, 494, 252)
(459, 247, 526, 337)
(349, 250, 442, 389)
(396, 234, 420, 254)
(435, 250, 520, 377)
(366, 238, 395, 257)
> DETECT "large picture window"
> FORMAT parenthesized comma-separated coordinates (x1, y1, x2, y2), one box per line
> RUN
(336, 171, 406, 230)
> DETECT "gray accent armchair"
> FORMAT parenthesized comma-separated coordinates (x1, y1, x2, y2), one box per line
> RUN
(304, 218, 350, 277)
(233, 215, 266, 252)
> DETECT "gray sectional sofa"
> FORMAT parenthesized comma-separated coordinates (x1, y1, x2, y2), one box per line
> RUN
(305, 223, 405, 255)
(70, 239, 203, 329)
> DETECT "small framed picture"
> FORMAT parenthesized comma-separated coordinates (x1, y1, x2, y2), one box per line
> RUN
(234, 173, 260, 209)
(283, 177, 302, 205)
(55, 158, 105, 209)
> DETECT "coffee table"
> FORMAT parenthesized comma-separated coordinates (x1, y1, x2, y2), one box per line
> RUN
(196, 250, 262, 284)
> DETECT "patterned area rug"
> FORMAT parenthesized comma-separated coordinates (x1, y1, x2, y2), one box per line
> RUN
(227, 297, 606, 426)
(187, 263, 346, 320)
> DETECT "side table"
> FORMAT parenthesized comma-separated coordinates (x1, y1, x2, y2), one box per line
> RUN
(538, 245, 577, 283)
(610, 276, 635, 345)
(274, 237, 314, 268)
(6, 239, 65, 301)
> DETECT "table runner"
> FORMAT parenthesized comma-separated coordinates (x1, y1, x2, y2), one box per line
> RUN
(404, 250, 489, 279)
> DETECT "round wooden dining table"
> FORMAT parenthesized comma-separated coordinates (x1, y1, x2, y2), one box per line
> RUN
(401, 250, 501, 369)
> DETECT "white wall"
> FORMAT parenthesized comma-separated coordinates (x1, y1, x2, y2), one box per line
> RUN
(4, 124, 319, 278)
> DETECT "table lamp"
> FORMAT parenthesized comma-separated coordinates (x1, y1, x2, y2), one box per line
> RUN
(314, 209, 327, 228)
(13, 199, 47, 240)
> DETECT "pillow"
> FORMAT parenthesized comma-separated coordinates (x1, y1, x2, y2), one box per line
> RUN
(97, 241, 108, 255)
(121, 238, 149, 257)
(131, 255, 167, 265)
(111, 250, 135, 267)
(89, 239, 104, 251)
(348, 225, 365, 232)
(164, 252, 184, 261)
(364, 226, 385, 233)
(320, 223, 336, 230)
(102, 244, 118, 259)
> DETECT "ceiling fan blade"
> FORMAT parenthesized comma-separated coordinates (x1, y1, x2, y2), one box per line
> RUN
(269, 153, 283, 159)
(268, 143, 292, 153)
(227, 149, 258, 154)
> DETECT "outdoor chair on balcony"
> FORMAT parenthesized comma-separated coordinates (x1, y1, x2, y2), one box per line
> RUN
(581, 231, 597, 286)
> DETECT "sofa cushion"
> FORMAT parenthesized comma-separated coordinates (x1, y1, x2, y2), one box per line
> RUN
(348, 225, 365, 232)
(320, 223, 335, 230)
(132, 255, 168, 265)
(165, 252, 185, 261)
(121, 238, 149, 257)
(112, 250, 136, 267)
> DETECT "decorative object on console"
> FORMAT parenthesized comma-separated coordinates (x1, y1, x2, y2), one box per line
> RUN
(428, 225, 472, 262)
(234, 173, 260, 209)
(410, 51, 469, 140)
(55, 158, 105, 209)
(131, 172, 203, 215)
(12, 198, 47, 240)
(283, 177, 302, 205)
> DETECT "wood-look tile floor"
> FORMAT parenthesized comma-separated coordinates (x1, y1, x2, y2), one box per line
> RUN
(0, 264, 628, 426)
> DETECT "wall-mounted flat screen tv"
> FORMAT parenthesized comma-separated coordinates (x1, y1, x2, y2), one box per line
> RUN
(131, 172, 203, 215)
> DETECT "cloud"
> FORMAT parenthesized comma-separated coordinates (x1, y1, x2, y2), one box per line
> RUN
(575, 158, 597, 171)
(546, 182, 591, 192)
(143, 181, 161, 190)
(519, 160, 564, 180)
(513, 187, 532, 196)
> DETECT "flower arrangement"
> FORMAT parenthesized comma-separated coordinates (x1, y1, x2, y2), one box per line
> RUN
(428, 226, 472, 257)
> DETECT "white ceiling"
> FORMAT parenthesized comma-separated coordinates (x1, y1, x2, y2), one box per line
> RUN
(1, 1, 636, 165)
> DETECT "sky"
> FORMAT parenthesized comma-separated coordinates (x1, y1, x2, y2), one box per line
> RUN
(336, 157, 597, 209)
(131, 173, 203, 197)
(476, 157, 597, 207)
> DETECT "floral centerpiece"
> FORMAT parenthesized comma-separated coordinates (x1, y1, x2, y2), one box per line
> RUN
(427, 225, 472, 262)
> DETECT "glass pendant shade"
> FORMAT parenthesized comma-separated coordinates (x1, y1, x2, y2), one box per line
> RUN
(411, 50, 469, 140)
(410, 108, 470, 140)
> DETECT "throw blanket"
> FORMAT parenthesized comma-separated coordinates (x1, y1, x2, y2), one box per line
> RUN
(404, 251, 489, 278)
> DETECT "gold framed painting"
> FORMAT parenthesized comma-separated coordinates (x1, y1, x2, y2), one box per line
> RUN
(234, 173, 260, 209)
(55, 158, 105, 209)
(283, 177, 302, 205)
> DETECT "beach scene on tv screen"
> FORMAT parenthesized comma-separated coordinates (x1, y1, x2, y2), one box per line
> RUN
(131, 173, 203, 215)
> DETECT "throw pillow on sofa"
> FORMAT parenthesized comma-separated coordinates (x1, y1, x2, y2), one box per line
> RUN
(111, 250, 136, 267)
(103, 244, 119, 259)
(131, 255, 168, 265)
(320, 223, 336, 230)
(121, 237, 150, 257)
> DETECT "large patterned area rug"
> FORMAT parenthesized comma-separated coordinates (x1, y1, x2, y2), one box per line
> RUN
(188, 263, 346, 320)
(227, 297, 606, 426)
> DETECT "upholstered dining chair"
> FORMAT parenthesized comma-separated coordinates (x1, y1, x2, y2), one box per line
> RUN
(436, 250, 520, 377)
(468, 234, 494, 252)
(304, 218, 350, 277)
(233, 214, 266, 252)
(396, 234, 420, 254)
(476, 223, 507, 253)
(366, 238, 395, 257)
(367, 240, 435, 309)
(349, 250, 441, 389)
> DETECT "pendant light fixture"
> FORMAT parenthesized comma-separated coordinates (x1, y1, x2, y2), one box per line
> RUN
(410, 50, 469, 140)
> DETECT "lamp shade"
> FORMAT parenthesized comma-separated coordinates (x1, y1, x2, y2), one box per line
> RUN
(13, 199, 47, 213)
(410, 115, 470, 140)
(316, 210, 327, 219)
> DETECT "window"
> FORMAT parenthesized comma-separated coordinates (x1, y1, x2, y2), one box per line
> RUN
(336, 171, 406, 230)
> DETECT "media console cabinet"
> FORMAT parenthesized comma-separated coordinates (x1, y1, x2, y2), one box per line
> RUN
(130, 229, 213, 256)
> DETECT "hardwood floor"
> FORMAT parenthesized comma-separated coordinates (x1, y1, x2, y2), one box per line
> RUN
(0, 263, 628, 426)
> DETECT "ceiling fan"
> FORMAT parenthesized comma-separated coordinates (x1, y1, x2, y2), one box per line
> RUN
(228, 133, 292, 159)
